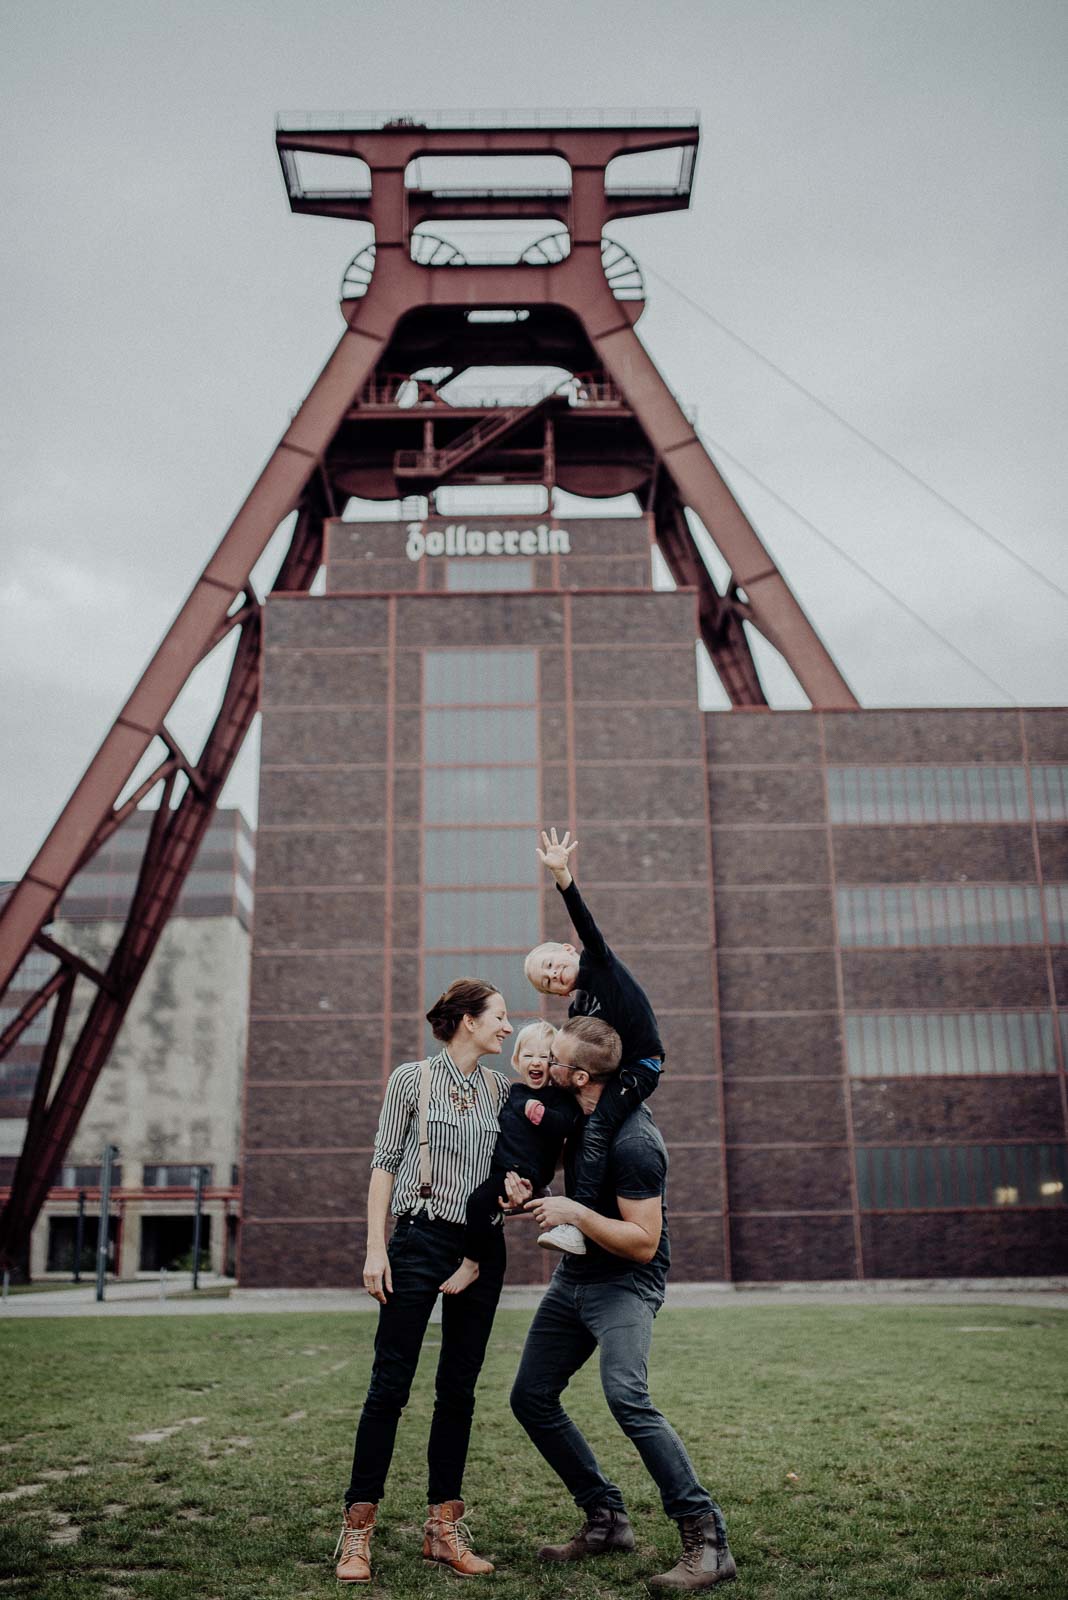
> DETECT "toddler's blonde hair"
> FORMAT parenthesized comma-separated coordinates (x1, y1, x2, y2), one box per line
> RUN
(511, 1018, 556, 1070)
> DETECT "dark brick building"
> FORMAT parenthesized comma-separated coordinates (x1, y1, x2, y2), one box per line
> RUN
(239, 514, 1067, 1285)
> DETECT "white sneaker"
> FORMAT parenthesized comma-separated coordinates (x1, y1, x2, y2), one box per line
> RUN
(537, 1223, 587, 1255)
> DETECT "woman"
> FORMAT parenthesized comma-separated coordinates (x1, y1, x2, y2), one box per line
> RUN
(334, 978, 514, 1584)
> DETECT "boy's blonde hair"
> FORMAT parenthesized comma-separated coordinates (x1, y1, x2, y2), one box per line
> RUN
(511, 1019, 555, 1068)
(523, 942, 567, 987)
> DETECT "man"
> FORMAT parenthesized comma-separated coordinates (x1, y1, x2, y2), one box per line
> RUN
(510, 1016, 737, 1592)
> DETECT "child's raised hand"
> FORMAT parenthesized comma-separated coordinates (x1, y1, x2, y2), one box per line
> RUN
(537, 827, 578, 881)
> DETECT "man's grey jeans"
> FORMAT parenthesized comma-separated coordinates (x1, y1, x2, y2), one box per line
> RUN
(510, 1270, 718, 1523)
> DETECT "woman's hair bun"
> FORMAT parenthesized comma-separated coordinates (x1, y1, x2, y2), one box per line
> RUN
(426, 977, 500, 1042)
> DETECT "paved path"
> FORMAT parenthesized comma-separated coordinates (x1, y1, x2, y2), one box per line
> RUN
(2, 1275, 1066, 1319)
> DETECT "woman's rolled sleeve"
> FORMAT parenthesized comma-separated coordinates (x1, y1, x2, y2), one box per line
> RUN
(371, 1063, 417, 1174)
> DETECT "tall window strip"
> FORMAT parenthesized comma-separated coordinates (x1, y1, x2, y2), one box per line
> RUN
(855, 1144, 1067, 1210)
(422, 648, 542, 1037)
(827, 765, 1034, 824)
(844, 1012, 1058, 1077)
(836, 885, 1049, 947)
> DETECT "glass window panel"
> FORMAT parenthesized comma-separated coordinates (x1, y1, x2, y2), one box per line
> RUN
(855, 1144, 1067, 1209)
(929, 770, 944, 821)
(945, 1014, 966, 1073)
(424, 889, 540, 951)
(1007, 767, 1030, 820)
(1043, 885, 1068, 943)
(886, 1148, 906, 1208)
(422, 952, 531, 1018)
(445, 558, 535, 592)
(872, 768, 892, 824)
(143, 1164, 213, 1187)
(1001, 1012, 1024, 1072)
(1037, 1144, 1067, 1204)
(423, 648, 537, 705)
(855, 768, 876, 822)
(837, 886, 1045, 948)
(827, 765, 1032, 823)
(843, 1015, 863, 1074)
(935, 1146, 954, 1203)
(904, 1014, 924, 1073)
(982, 1013, 1003, 1074)
(424, 766, 538, 823)
(844, 1012, 1057, 1076)
(424, 828, 538, 887)
(424, 707, 537, 764)
(1032, 766, 1068, 822)
(944, 767, 964, 818)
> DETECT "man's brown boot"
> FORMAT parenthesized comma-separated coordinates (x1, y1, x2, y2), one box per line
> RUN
(647, 1510, 737, 1591)
(423, 1500, 494, 1577)
(334, 1501, 376, 1584)
(538, 1503, 636, 1561)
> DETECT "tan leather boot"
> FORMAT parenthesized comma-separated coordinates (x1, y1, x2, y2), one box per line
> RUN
(423, 1500, 494, 1576)
(647, 1511, 737, 1591)
(334, 1501, 376, 1584)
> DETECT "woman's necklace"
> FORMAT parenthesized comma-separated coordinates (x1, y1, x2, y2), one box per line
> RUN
(449, 1068, 479, 1116)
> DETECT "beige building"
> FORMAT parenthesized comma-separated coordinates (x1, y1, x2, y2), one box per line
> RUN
(1, 809, 252, 1281)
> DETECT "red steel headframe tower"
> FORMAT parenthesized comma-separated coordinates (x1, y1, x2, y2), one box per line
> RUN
(0, 111, 855, 1273)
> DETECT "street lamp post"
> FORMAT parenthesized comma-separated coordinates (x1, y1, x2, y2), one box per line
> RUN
(74, 1190, 86, 1282)
(94, 1145, 118, 1303)
(191, 1166, 206, 1291)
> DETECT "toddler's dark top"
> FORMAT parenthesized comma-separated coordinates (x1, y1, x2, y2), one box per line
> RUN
(560, 880, 664, 1062)
(493, 1082, 583, 1190)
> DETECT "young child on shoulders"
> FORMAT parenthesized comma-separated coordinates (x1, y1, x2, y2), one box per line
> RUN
(440, 1020, 583, 1295)
(524, 827, 664, 1255)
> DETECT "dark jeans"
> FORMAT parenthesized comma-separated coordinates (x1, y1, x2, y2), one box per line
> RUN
(510, 1270, 719, 1524)
(347, 1214, 504, 1506)
(570, 1060, 661, 1206)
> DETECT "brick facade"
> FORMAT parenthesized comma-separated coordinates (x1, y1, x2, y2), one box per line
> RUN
(239, 518, 1067, 1285)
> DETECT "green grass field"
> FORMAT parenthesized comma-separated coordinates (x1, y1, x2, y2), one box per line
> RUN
(2, 1304, 1066, 1599)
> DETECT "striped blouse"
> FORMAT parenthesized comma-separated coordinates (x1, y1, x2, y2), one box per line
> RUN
(371, 1048, 511, 1225)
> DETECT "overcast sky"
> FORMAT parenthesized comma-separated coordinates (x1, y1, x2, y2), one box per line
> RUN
(2, 0, 1066, 878)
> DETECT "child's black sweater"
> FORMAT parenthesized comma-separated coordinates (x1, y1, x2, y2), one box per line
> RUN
(560, 879, 664, 1061)
(493, 1082, 583, 1190)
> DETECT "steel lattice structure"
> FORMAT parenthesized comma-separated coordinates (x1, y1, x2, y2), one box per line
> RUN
(0, 114, 855, 1273)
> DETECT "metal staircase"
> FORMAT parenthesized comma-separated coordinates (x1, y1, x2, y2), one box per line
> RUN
(392, 379, 557, 479)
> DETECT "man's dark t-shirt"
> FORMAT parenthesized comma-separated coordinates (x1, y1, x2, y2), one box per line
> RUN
(557, 1104, 670, 1296)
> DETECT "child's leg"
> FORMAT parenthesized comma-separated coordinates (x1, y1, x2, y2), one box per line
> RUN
(571, 1060, 661, 1207)
(441, 1167, 509, 1294)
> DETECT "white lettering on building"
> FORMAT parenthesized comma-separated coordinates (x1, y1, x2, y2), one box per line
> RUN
(405, 522, 571, 562)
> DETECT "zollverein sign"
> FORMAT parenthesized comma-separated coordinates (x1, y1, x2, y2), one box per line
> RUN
(405, 522, 572, 561)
